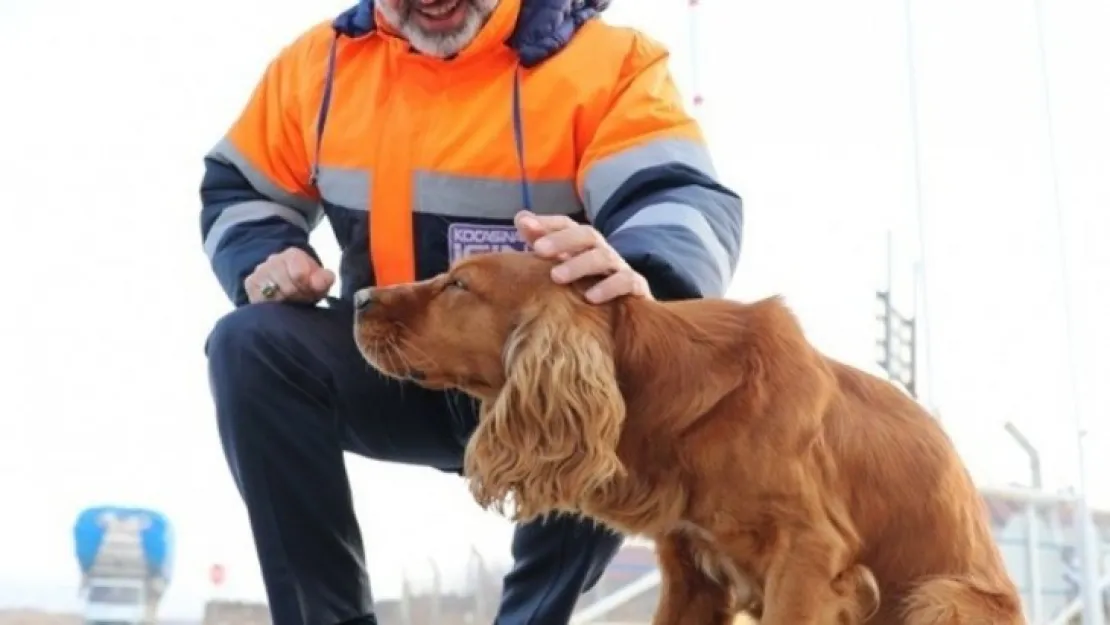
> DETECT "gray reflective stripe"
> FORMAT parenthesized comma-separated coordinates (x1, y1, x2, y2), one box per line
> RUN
(581, 138, 718, 221)
(317, 166, 371, 211)
(613, 202, 731, 287)
(203, 200, 313, 259)
(414, 171, 581, 218)
(206, 138, 318, 217)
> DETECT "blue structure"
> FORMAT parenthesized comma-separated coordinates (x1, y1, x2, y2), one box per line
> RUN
(74, 505, 174, 583)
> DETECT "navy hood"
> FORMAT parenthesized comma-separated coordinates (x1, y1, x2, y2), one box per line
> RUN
(332, 0, 611, 67)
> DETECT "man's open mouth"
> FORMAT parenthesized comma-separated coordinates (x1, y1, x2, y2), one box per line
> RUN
(416, 0, 463, 19)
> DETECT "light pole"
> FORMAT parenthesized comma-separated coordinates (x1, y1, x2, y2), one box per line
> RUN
(1028, 0, 1104, 623)
(900, 0, 936, 413)
(1004, 421, 1043, 490)
(1005, 421, 1044, 623)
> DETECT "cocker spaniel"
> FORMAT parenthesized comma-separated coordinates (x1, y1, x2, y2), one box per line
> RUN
(353, 251, 1024, 625)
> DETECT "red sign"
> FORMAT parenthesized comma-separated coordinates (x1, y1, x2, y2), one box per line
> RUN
(209, 563, 226, 587)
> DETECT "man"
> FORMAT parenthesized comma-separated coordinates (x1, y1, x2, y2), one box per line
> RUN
(199, 0, 743, 623)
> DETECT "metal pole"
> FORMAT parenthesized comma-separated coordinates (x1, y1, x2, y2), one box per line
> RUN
(1026, 503, 1043, 623)
(1005, 421, 1044, 623)
(429, 558, 441, 625)
(1004, 421, 1043, 489)
(884, 231, 895, 376)
(1029, 1, 1103, 623)
(470, 546, 486, 623)
(885, 229, 894, 295)
(401, 572, 413, 625)
(900, 0, 936, 414)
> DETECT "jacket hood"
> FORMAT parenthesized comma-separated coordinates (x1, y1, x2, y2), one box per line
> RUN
(332, 0, 611, 67)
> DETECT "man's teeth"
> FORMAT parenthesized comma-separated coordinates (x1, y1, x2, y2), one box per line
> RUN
(421, 0, 460, 17)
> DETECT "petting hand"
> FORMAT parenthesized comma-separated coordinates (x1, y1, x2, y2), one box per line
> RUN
(244, 247, 336, 304)
(514, 210, 653, 304)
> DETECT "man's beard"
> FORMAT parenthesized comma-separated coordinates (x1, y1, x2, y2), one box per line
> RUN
(377, 0, 500, 59)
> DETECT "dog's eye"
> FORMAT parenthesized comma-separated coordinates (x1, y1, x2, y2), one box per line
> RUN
(447, 278, 468, 291)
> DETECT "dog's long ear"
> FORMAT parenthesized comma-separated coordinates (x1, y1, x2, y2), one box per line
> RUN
(464, 293, 626, 522)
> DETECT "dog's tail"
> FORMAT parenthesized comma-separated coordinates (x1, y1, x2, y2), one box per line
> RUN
(901, 575, 1026, 625)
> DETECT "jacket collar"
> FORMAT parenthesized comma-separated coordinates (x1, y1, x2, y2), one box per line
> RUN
(332, 0, 611, 67)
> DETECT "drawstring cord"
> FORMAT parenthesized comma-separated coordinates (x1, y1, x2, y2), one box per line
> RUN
(310, 34, 340, 188)
(511, 65, 533, 211)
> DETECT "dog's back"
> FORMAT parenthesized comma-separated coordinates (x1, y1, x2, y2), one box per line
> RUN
(822, 362, 1024, 624)
(644, 295, 1025, 623)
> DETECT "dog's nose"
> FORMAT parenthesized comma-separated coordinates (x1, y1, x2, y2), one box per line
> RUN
(353, 288, 375, 312)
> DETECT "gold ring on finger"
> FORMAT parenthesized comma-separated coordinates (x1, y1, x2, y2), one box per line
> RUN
(260, 281, 281, 300)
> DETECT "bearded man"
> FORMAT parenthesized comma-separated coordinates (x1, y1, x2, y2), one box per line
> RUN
(199, 0, 743, 623)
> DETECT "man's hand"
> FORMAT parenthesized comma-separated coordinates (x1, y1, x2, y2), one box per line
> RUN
(244, 247, 336, 304)
(514, 210, 652, 304)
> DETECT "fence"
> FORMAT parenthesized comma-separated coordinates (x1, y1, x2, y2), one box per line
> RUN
(983, 486, 1110, 624)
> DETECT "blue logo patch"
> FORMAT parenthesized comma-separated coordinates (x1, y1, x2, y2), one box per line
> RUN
(448, 223, 530, 264)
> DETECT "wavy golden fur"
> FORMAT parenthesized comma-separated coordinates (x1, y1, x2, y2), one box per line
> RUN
(354, 251, 1025, 625)
(465, 291, 628, 519)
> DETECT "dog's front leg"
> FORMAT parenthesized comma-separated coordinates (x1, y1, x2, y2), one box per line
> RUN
(760, 530, 873, 625)
(651, 533, 735, 625)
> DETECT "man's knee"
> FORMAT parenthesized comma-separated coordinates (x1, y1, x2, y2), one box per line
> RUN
(206, 303, 288, 365)
(207, 302, 270, 353)
(205, 303, 332, 448)
(205, 303, 303, 398)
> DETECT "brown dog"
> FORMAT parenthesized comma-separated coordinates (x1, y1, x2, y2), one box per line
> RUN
(353, 251, 1025, 625)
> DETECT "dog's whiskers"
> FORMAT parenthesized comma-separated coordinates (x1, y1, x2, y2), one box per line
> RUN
(396, 337, 436, 370)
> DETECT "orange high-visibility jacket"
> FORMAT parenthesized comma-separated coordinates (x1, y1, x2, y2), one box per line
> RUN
(200, 0, 743, 306)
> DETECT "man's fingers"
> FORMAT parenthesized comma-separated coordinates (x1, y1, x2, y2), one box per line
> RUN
(533, 224, 604, 259)
(513, 210, 547, 244)
(267, 264, 300, 300)
(243, 274, 265, 302)
(514, 210, 577, 245)
(551, 245, 623, 284)
(309, 268, 337, 295)
(246, 269, 287, 303)
(282, 252, 317, 293)
(530, 213, 578, 231)
(244, 248, 333, 304)
(251, 253, 296, 298)
(584, 270, 641, 304)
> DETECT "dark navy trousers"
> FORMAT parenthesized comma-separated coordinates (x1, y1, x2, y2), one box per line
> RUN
(205, 299, 622, 625)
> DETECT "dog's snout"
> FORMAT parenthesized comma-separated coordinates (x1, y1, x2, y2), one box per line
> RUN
(354, 288, 375, 312)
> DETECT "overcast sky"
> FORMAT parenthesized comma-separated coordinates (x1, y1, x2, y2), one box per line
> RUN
(0, 0, 1107, 618)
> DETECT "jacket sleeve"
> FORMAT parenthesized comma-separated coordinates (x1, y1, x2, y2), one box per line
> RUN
(199, 33, 325, 307)
(577, 34, 743, 301)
